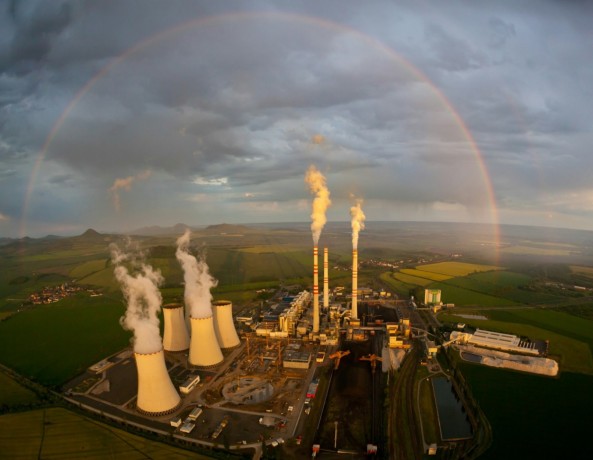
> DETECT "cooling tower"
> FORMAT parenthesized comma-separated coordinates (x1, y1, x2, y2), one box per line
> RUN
(189, 315, 224, 367)
(162, 304, 190, 352)
(313, 246, 320, 333)
(213, 300, 240, 349)
(134, 349, 181, 416)
(352, 249, 358, 319)
(323, 247, 329, 310)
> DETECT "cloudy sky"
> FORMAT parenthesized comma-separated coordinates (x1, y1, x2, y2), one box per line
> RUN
(1, 0, 592, 237)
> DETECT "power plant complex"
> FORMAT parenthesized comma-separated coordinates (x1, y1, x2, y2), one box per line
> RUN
(67, 167, 448, 457)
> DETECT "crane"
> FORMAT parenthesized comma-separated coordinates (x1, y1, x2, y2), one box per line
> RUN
(359, 353, 383, 374)
(329, 350, 351, 370)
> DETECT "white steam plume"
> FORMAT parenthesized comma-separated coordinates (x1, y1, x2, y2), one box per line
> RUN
(305, 165, 331, 245)
(350, 197, 366, 250)
(108, 170, 152, 212)
(175, 229, 218, 319)
(111, 243, 164, 354)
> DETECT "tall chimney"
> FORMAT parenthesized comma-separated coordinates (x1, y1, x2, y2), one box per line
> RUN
(213, 300, 240, 350)
(189, 315, 224, 368)
(313, 246, 320, 333)
(323, 247, 329, 310)
(134, 349, 181, 416)
(352, 249, 358, 319)
(162, 304, 190, 352)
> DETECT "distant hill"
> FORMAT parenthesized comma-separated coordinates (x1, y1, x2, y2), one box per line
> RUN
(130, 223, 195, 236)
(202, 223, 257, 234)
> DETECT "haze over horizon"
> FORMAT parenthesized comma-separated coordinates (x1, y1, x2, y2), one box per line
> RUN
(1, 1, 592, 238)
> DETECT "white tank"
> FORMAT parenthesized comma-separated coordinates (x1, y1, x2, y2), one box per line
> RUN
(134, 349, 181, 416)
(213, 300, 240, 349)
(162, 304, 190, 352)
(352, 249, 358, 319)
(189, 315, 224, 367)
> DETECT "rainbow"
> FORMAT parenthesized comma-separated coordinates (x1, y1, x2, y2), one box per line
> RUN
(21, 11, 499, 246)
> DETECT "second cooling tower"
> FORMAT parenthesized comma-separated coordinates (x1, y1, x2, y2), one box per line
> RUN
(189, 315, 224, 368)
(212, 300, 240, 350)
(162, 304, 190, 352)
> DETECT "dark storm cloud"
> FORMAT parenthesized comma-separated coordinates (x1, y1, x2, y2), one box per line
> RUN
(2, 0, 593, 236)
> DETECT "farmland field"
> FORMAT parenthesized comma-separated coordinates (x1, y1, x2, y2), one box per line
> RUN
(393, 272, 434, 287)
(399, 268, 452, 282)
(415, 261, 502, 277)
(0, 372, 40, 408)
(0, 294, 129, 385)
(379, 272, 413, 297)
(570, 265, 593, 279)
(0, 407, 207, 459)
(458, 363, 593, 459)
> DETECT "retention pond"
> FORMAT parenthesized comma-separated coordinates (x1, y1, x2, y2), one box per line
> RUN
(432, 376, 472, 441)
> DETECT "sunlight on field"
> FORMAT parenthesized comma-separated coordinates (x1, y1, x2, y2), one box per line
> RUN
(239, 245, 300, 253)
(0, 408, 201, 459)
(393, 272, 434, 287)
(570, 265, 593, 279)
(69, 259, 107, 279)
(416, 261, 502, 277)
(400, 268, 453, 282)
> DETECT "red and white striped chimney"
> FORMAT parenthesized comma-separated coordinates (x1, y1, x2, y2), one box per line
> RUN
(323, 247, 329, 310)
(313, 246, 319, 333)
(352, 249, 358, 319)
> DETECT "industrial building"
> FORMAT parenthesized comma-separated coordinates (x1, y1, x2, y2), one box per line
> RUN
(450, 329, 540, 355)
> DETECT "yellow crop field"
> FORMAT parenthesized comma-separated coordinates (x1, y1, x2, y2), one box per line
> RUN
(399, 268, 452, 282)
(416, 261, 502, 277)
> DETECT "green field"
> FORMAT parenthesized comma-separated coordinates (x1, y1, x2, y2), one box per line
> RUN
(379, 272, 413, 297)
(440, 309, 593, 374)
(0, 294, 129, 385)
(0, 407, 209, 459)
(459, 364, 593, 459)
(427, 282, 520, 307)
(69, 259, 109, 280)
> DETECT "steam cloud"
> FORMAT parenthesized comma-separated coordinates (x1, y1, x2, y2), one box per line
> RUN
(109, 170, 152, 212)
(305, 165, 332, 245)
(350, 197, 366, 249)
(111, 243, 164, 354)
(175, 229, 218, 319)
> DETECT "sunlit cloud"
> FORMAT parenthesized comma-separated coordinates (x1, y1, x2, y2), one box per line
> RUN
(108, 170, 152, 212)
(193, 177, 228, 186)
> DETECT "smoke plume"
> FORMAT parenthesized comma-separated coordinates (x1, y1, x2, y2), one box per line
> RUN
(111, 243, 164, 354)
(350, 197, 366, 249)
(175, 229, 218, 319)
(109, 170, 152, 212)
(305, 165, 331, 245)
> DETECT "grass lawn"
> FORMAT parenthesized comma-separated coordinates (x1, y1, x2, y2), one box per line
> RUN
(0, 407, 209, 459)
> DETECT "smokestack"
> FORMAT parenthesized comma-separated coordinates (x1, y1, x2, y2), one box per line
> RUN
(135, 349, 181, 416)
(313, 246, 320, 333)
(213, 300, 240, 350)
(189, 316, 224, 367)
(162, 304, 190, 352)
(323, 247, 329, 310)
(352, 249, 358, 319)
(350, 198, 365, 321)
